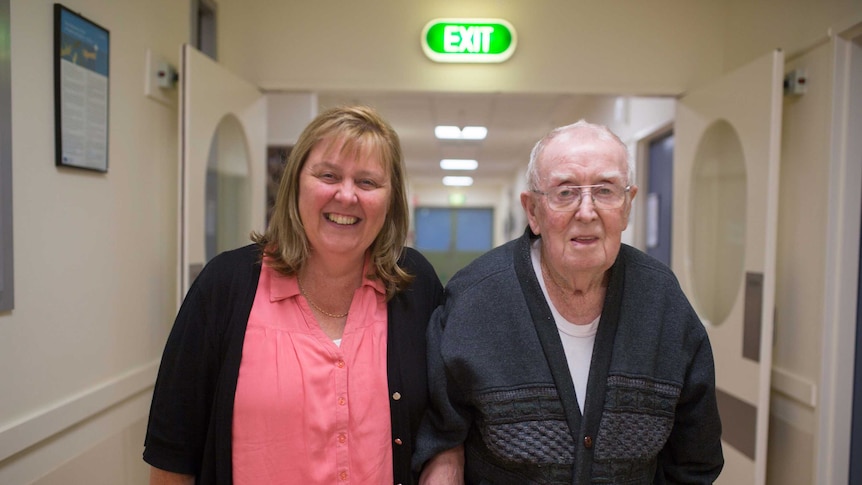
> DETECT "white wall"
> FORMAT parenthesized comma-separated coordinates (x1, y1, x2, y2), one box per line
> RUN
(0, 1, 187, 483)
(2, 0, 861, 483)
(266, 91, 317, 146)
(725, 0, 862, 71)
(219, 0, 727, 96)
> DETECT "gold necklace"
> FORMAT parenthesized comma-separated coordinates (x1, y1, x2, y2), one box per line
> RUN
(297, 278, 349, 318)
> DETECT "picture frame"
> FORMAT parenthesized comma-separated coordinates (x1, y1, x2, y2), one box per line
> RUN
(53, 4, 110, 172)
(0, 0, 12, 312)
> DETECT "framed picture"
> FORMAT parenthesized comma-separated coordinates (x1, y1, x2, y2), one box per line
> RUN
(53, 4, 110, 172)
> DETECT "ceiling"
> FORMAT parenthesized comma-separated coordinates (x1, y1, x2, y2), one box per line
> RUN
(317, 91, 606, 187)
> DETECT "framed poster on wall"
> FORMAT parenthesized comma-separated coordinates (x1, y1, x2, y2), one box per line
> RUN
(53, 4, 110, 172)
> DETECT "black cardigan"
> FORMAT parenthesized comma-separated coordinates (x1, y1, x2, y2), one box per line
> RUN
(144, 244, 444, 484)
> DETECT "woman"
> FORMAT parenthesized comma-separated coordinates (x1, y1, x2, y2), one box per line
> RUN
(144, 105, 445, 484)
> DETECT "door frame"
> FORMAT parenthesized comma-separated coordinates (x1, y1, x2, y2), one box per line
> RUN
(191, 0, 217, 59)
(631, 121, 673, 252)
(643, 128, 674, 266)
(818, 26, 862, 485)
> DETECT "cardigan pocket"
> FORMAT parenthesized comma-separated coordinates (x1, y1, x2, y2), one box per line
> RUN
(591, 375, 680, 482)
(473, 385, 575, 466)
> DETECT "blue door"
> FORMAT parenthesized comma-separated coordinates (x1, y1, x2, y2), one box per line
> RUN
(645, 131, 673, 267)
(414, 207, 493, 283)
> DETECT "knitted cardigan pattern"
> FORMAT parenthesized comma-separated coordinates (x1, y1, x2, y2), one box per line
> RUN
(415, 230, 723, 484)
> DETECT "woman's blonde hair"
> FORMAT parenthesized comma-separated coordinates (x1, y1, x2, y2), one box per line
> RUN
(252, 105, 413, 299)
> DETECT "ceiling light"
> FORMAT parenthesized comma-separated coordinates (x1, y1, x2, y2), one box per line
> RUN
(460, 126, 488, 140)
(442, 176, 474, 187)
(440, 159, 478, 170)
(434, 125, 488, 140)
(435, 126, 462, 139)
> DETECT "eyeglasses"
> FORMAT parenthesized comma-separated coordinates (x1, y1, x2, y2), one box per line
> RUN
(532, 184, 631, 211)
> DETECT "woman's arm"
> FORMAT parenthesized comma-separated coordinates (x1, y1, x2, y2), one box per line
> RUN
(149, 467, 194, 485)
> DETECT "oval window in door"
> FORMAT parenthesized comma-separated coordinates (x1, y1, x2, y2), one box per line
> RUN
(689, 119, 746, 326)
(205, 114, 252, 261)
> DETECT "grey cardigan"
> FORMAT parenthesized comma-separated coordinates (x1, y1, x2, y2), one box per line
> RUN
(415, 230, 723, 484)
(144, 244, 443, 484)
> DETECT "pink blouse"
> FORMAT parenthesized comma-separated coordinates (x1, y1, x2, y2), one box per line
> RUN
(232, 262, 392, 484)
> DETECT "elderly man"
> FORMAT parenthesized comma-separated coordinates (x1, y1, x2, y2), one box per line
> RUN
(415, 120, 723, 484)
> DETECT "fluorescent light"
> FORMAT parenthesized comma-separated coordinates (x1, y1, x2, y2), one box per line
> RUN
(434, 125, 487, 140)
(440, 159, 478, 170)
(460, 126, 488, 140)
(442, 176, 474, 186)
(435, 126, 462, 139)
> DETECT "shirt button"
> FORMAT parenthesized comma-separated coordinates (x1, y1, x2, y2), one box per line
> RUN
(338, 396, 346, 406)
(339, 471, 348, 481)
(392, 392, 401, 400)
(394, 438, 403, 445)
(336, 360, 345, 368)
(584, 435, 593, 448)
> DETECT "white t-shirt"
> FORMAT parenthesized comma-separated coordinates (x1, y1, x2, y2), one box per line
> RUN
(531, 240, 599, 414)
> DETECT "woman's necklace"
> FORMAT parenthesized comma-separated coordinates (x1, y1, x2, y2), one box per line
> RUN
(297, 278, 349, 318)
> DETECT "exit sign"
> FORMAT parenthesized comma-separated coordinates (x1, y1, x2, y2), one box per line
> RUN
(421, 18, 517, 63)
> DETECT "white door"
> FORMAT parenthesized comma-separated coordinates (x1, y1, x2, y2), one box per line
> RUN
(179, 44, 266, 301)
(672, 50, 783, 485)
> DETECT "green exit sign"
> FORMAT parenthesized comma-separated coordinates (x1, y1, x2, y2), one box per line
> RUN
(421, 18, 517, 63)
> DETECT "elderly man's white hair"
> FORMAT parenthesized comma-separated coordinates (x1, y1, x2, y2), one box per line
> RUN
(525, 119, 634, 190)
